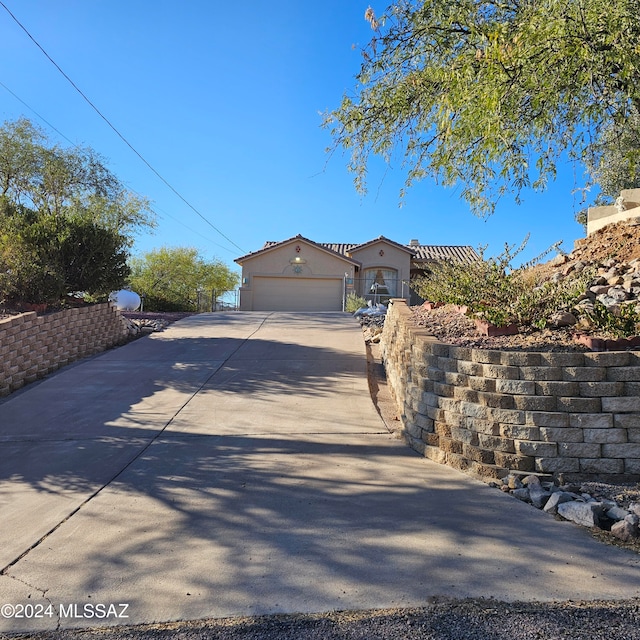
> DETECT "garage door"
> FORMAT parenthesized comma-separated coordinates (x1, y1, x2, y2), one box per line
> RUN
(252, 276, 343, 311)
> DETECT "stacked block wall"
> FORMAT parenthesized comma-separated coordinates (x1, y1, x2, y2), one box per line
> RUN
(0, 303, 129, 397)
(381, 299, 640, 483)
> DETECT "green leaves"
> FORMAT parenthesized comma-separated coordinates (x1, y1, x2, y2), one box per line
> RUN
(325, 0, 640, 214)
(128, 247, 239, 312)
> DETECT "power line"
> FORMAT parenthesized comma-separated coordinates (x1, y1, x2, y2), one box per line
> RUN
(0, 1, 246, 254)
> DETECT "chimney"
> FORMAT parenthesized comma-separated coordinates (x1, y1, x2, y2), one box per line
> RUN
(409, 239, 420, 246)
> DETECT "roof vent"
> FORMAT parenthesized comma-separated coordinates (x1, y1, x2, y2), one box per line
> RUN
(409, 239, 420, 246)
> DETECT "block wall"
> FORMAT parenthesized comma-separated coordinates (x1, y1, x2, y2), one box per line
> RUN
(381, 299, 640, 483)
(0, 303, 130, 397)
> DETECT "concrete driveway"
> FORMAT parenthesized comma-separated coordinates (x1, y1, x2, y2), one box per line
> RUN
(0, 312, 639, 632)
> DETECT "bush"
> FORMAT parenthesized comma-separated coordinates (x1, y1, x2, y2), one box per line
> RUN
(345, 292, 367, 313)
(410, 236, 588, 328)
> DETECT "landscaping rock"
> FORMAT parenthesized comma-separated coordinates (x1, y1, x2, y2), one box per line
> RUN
(611, 519, 640, 542)
(557, 501, 605, 528)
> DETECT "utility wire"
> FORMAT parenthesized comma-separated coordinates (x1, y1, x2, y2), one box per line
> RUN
(0, 1, 246, 254)
(0, 79, 239, 256)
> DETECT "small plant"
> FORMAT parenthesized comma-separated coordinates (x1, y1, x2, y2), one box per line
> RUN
(584, 301, 640, 338)
(345, 291, 367, 313)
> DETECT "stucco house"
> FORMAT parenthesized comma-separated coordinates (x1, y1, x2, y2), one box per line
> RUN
(235, 235, 478, 312)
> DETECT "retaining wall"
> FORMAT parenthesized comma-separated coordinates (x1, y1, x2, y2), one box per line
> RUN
(0, 303, 130, 397)
(381, 298, 640, 483)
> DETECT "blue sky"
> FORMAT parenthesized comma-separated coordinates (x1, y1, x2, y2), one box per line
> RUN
(0, 1, 589, 277)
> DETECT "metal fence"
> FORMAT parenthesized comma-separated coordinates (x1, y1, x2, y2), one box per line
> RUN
(196, 289, 239, 312)
(344, 278, 413, 307)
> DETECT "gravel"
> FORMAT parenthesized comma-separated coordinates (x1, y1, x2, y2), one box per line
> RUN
(4, 600, 640, 640)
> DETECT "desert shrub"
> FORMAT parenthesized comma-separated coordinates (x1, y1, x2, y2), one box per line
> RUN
(345, 292, 367, 312)
(584, 301, 640, 338)
(411, 236, 587, 327)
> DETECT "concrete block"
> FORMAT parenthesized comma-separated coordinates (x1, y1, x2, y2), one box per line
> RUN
(457, 361, 484, 376)
(614, 414, 640, 429)
(444, 371, 469, 386)
(629, 429, 640, 443)
(562, 367, 606, 382)
(580, 458, 625, 474)
(499, 352, 542, 366)
(466, 418, 501, 436)
(453, 387, 479, 403)
(558, 442, 601, 458)
(625, 459, 640, 474)
(438, 357, 458, 372)
(471, 349, 503, 364)
(535, 381, 579, 396)
(467, 376, 496, 392)
(477, 391, 516, 409)
(578, 381, 625, 397)
(584, 428, 627, 444)
(425, 445, 447, 464)
(519, 366, 563, 381)
(448, 346, 473, 361)
(525, 411, 569, 427)
(434, 382, 455, 398)
(494, 451, 535, 472)
(607, 367, 640, 381)
(451, 426, 479, 445)
(495, 379, 536, 395)
(602, 396, 640, 412)
(500, 424, 541, 440)
(539, 353, 585, 367)
(422, 432, 440, 446)
(583, 351, 630, 367)
(602, 443, 640, 458)
(515, 440, 558, 457)
(435, 422, 452, 438)
(514, 395, 557, 412)
(477, 433, 516, 453)
(482, 364, 520, 379)
(556, 397, 601, 413)
(570, 413, 614, 429)
(539, 427, 584, 443)
(486, 407, 525, 425)
(536, 457, 580, 473)
(463, 444, 495, 465)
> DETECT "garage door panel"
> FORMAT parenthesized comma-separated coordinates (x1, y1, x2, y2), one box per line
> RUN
(252, 277, 342, 311)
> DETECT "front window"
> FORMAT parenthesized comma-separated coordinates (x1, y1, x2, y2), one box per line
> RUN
(363, 268, 397, 298)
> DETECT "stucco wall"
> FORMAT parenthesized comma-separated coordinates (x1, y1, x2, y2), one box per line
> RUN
(349, 240, 412, 282)
(238, 238, 356, 310)
(587, 188, 640, 235)
(381, 299, 640, 483)
(0, 303, 130, 397)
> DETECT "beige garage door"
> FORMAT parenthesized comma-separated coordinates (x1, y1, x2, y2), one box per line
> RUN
(252, 276, 343, 311)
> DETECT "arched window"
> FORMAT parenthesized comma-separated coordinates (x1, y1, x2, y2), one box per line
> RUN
(363, 268, 397, 297)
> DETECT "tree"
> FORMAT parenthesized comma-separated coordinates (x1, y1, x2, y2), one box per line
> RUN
(0, 117, 153, 305)
(0, 117, 155, 240)
(128, 247, 239, 311)
(0, 205, 130, 304)
(324, 1, 640, 215)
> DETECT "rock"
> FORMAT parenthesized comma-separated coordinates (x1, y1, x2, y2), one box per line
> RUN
(523, 476, 552, 508)
(630, 503, 640, 517)
(611, 519, 640, 542)
(557, 501, 605, 528)
(543, 491, 575, 515)
(512, 488, 530, 502)
(548, 311, 577, 327)
(606, 287, 629, 302)
(605, 506, 630, 521)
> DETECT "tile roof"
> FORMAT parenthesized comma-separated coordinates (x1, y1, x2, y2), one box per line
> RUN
(237, 235, 478, 264)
